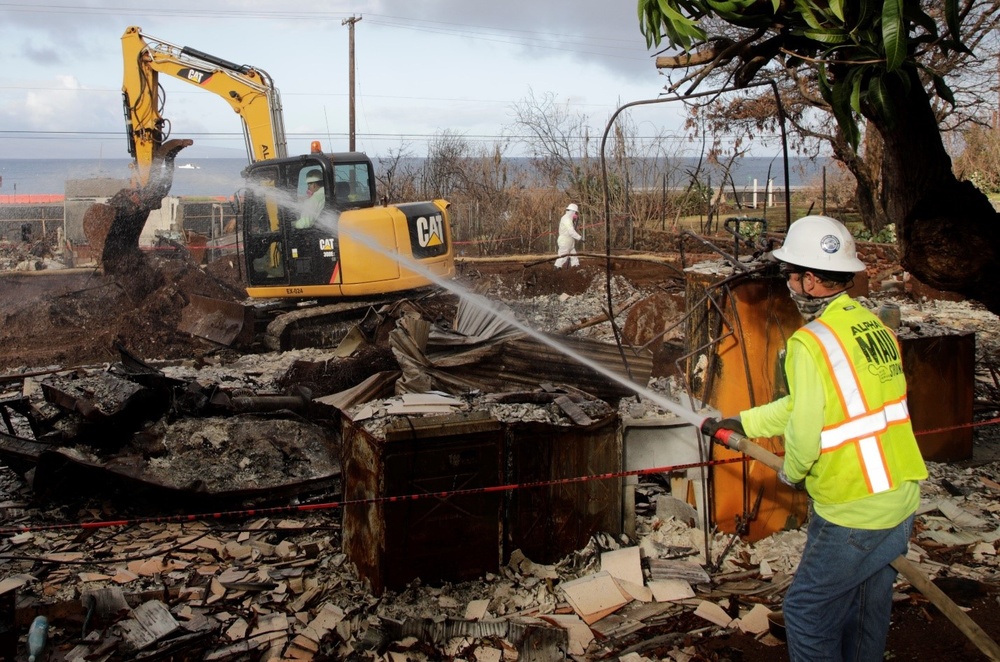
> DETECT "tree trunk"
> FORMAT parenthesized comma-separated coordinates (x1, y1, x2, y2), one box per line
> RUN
(828, 125, 890, 234)
(868, 69, 1000, 315)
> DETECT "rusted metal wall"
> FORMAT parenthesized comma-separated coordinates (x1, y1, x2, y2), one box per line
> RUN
(341, 412, 504, 594)
(686, 269, 809, 541)
(503, 413, 622, 565)
(901, 332, 975, 461)
(342, 404, 622, 590)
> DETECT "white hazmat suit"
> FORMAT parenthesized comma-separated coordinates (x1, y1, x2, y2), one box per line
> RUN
(554, 204, 582, 268)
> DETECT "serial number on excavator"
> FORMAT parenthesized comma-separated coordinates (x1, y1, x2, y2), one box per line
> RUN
(285, 287, 305, 295)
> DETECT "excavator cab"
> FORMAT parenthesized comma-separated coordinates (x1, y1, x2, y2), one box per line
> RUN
(241, 152, 451, 301)
(243, 157, 343, 289)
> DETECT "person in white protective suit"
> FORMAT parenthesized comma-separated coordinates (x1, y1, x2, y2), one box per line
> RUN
(554, 203, 582, 268)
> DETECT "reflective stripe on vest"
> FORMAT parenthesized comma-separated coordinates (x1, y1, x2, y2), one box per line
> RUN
(802, 320, 911, 494)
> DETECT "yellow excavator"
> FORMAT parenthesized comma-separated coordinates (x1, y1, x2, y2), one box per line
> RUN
(108, 26, 454, 349)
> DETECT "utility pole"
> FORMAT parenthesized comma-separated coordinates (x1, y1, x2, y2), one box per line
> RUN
(342, 15, 362, 151)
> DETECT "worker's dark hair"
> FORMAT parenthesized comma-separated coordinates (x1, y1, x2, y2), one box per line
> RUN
(779, 262, 855, 286)
(809, 268, 855, 285)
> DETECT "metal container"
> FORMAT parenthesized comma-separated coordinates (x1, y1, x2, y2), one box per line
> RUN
(878, 302, 901, 330)
(341, 410, 504, 594)
(900, 331, 975, 461)
(503, 409, 621, 565)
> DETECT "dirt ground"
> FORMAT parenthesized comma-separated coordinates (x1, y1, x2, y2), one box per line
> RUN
(3, 244, 1000, 660)
(0, 250, 690, 374)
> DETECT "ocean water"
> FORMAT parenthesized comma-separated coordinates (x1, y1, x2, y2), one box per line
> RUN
(0, 158, 249, 197)
(0, 156, 829, 198)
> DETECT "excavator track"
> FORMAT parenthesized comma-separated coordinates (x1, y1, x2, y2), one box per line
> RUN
(262, 297, 396, 352)
(180, 294, 398, 352)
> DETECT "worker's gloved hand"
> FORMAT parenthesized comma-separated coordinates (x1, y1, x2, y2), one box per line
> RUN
(778, 469, 806, 491)
(700, 417, 745, 438)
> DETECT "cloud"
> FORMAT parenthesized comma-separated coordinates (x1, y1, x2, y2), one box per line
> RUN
(0, 2, 673, 158)
(364, 0, 654, 80)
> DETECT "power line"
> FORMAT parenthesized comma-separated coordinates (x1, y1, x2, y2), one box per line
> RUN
(0, 129, 789, 142)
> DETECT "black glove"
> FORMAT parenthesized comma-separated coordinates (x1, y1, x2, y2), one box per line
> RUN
(701, 417, 746, 438)
(778, 469, 806, 491)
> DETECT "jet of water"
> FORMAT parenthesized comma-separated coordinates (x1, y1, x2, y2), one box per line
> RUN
(252, 181, 713, 429)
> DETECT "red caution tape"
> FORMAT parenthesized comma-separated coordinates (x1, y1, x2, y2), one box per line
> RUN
(4, 417, 998, 536)
(0, 453, 749, 536)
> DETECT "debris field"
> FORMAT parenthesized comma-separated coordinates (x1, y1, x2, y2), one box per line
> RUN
(1, 239, 1000, 661)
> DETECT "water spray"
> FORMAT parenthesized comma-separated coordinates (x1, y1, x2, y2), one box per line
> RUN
(301, 202, 712, 428)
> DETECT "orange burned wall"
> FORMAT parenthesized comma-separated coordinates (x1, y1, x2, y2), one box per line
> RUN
(685, 269, 808, 541)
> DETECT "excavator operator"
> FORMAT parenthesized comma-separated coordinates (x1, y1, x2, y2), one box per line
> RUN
(294, 171, 326, 229)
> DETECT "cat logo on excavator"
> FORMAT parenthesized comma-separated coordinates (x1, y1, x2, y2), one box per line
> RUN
(416, 213, 445, 248)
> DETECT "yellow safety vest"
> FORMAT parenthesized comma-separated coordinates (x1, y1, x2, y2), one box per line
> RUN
(793, 297, 927, 504)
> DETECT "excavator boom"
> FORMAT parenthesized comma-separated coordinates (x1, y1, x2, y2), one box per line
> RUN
(97, 26, 288, 274)
(120, 25, 287, 186)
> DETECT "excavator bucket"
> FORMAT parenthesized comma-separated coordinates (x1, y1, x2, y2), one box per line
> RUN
(178, 294, 257, 348)
(83, 138, 193, 275)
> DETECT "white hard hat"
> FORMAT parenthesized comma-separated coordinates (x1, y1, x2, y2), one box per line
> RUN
(306, 171, 323, 184)
(771, 215, 866, 273)
(566, 203, 579, 213)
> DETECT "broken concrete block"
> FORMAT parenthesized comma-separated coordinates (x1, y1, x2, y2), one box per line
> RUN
(559, 571, 632, 625)
(116, 600, 180, 652)
(693, 600, 733, 628)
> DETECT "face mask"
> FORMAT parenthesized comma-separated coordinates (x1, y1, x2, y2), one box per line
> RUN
(786, 281, 841, 322)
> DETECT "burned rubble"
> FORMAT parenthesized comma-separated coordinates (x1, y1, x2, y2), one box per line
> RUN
(1, 247, 1000, 660)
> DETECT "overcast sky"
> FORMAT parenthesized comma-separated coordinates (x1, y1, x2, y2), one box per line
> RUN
(0, 1, 774, 162)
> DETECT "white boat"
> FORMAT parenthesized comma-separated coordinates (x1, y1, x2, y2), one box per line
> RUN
(178, 163, 200, 169)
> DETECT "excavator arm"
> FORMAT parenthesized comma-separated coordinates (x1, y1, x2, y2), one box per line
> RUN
(94, 26, 289, 279)
(121, 24, 287, 186)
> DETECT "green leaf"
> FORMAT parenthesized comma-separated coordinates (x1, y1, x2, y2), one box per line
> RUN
(655, 0, 706, 49)
(902, 4, 937, 39)
(794, 0, 824, 30)
(881, 0, 905, 72)
(855, 0, 876, 29)
(816, 62, 833, 103)
(866, 74, 894, 127)
(828, 0, 845, 23)
(943, 0, 972, 54)
(638, 0, 661, 48)
(849, 70, 863, 114)
(706, 0, 740, 12)
(827, 66, 861, 150)
(771, 0, 780, 11)
(803, 28, 850, 44)
(930, 72, 956, 107)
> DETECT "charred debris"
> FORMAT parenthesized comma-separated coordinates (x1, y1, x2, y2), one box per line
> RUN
(0, 237, 998, 660)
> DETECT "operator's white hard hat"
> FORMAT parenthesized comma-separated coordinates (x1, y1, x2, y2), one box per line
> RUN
(566, 203, 579, 213)
(771, 215, 866, 273)
(306, 171, 323, 184)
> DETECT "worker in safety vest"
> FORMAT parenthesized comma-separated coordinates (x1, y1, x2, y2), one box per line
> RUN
(702, 215, 927, 662)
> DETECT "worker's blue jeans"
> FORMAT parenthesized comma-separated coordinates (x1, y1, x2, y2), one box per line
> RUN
(783, 508, 914, 662)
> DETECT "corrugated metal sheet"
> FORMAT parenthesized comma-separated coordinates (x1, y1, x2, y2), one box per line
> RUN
(392, 300, 653, 400)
